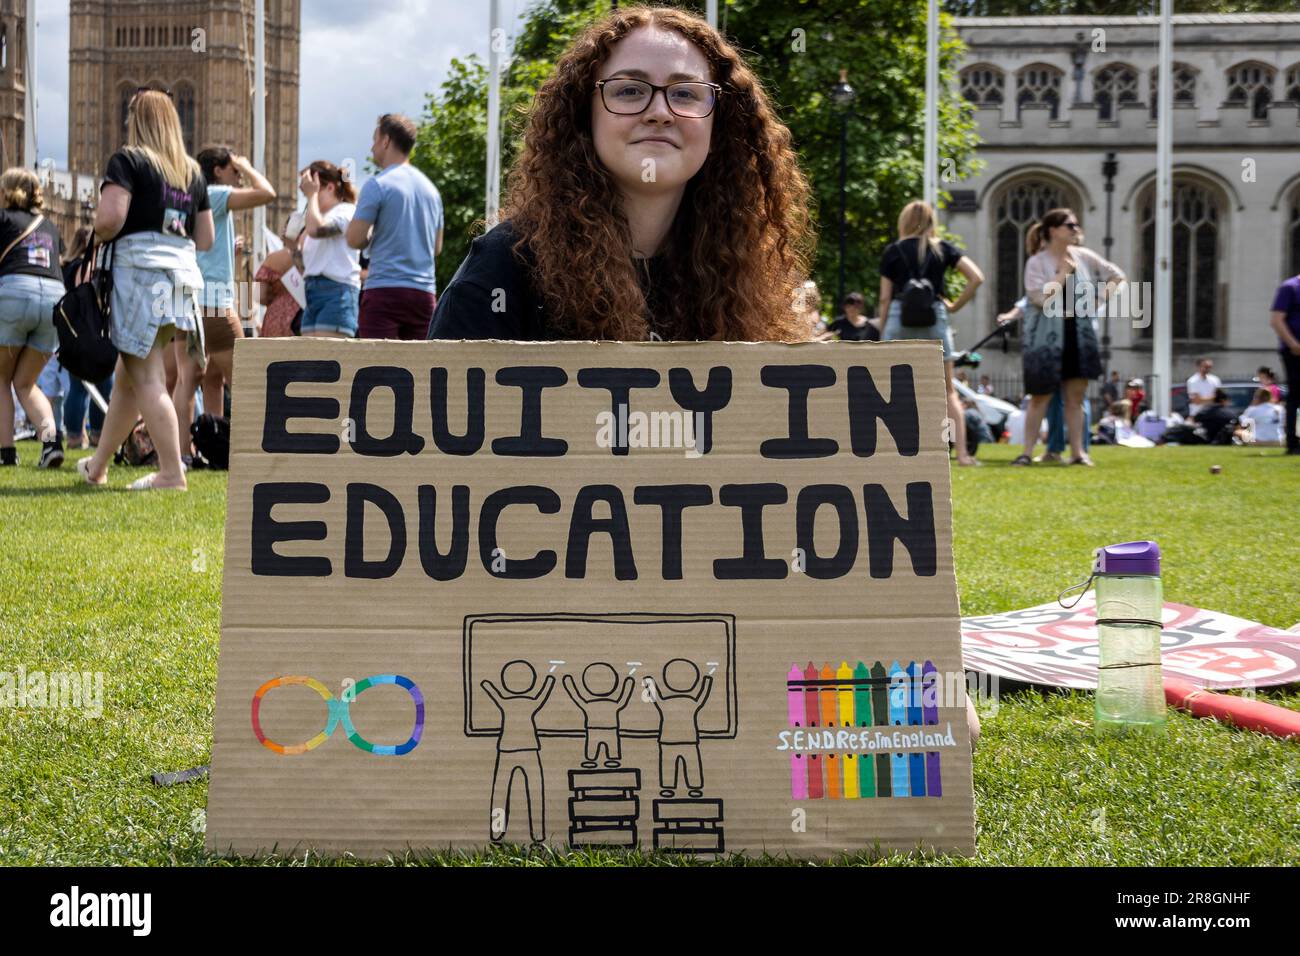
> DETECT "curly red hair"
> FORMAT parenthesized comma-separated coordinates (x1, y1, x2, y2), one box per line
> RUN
(502, 4, 814, 341)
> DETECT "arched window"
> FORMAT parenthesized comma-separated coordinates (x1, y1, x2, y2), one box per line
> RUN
(1016, 64, 1062, 120)
(960, 65, 1004, 106)
(175, 83, 196, 155)
(1094, 63, 1140, 121)
(1149, 62, 1197, 119)
(992, 176, 1081, 332)
(1226, 61, 1275, 121)
(1, 25, 7, 72)
(1138, 178, 1225, 342)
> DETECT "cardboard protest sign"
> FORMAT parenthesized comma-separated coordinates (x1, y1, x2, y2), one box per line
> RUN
(962, 594, 1300, 690)
(207, 339, 974, 858)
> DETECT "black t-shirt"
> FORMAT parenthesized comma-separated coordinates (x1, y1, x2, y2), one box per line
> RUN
(428, 220, 673, 341)
(102, 148, 210, 240)
(827, 314, 880, 341)
(880, 237, 965, 296)
(1195, 404, 1236, 441)
(0, 210, 63, 280)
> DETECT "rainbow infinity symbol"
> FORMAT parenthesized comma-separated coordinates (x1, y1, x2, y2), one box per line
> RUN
(250, 675, 424, 756)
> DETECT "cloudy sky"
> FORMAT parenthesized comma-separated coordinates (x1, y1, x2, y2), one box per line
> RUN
(33, 0, 533, 185)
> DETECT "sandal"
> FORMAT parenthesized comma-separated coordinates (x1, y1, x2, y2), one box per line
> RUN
(1069, 455, 1095, 467)
(77, 457, 107, 487)
(1009, 454, 1033, 466)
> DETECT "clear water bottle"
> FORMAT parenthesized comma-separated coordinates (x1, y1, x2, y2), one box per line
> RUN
(1093, 541, 1166, 732)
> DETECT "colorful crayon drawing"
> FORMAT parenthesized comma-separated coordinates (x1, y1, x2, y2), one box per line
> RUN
(784, 660, 945, 801)
(922, 660, 942, 797)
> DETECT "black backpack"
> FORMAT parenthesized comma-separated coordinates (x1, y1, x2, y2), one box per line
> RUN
(898, 241, 938, 328)
(55, 241, 118, 382)
(191, 414, 231, 470)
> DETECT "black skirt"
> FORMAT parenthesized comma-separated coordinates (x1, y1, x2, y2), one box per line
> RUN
(1061, 317, 1081, 380)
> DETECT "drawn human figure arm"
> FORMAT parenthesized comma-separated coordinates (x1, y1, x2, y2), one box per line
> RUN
(694, 674, 714, 707)
(535, 674, 556, 705)
(480, 679, 503, 707)
(616, 676, 635, 710)
(644, 676, 662, 707)
(562, 673, 587, 706)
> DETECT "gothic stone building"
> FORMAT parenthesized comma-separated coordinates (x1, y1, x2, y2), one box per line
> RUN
(67, 0, 300, 242)
(947, 13, 1300, 386)
(0, 0, 27, 171)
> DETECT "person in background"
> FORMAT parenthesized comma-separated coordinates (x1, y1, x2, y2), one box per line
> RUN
(819, 290, 878, 341)
(254, 213, 305, 338)
(1254, 366, 1282, 404)
(1185, 357, 1220, 420)
(1125, 377, 1146, 418)
(1191, 387, 1237, 444)
(0, 167, 69, 468)
(1013, 207, 1124, 466)
(1270, 271, 1300, 455)
(963, 395, 993, 458)
(347, 114, 444, 340)
(879, 199, 985, 467)
(60, 226, 114, 449)
(977, 374, 994, 396)
(78, 89, 213, 491)
(1238, 387, 1284, 445)
(1101, 370, 1121, 409)
(298, 160, 360, 339)
(796, 280, 825, 338)
(173, 147, 276, 444)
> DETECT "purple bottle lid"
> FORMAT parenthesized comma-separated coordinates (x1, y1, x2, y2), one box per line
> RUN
(1093, 540, 1161, 577)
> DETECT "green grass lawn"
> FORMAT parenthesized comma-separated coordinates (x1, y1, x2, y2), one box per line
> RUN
(1, 442, 1297, 866)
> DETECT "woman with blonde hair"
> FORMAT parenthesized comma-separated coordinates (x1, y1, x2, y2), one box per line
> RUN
(1012, 207, 1124, 467)
(0, 167, 68, 468)
(878, 200, 985, 467)
(428, 4, 813, 341)
(77, 88, 213, 490)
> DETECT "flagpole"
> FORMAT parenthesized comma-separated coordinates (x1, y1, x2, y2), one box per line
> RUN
(24, 0, 36, 167)
(485, 0, 502, 228)
(1153, 0, 1173, 417)
(252, 0, 266, 334)
(923, 0, 938, 208)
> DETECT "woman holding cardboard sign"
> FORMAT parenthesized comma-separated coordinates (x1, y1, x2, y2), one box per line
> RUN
(428, 5, 813, 342)
(427, 6, 979, 746)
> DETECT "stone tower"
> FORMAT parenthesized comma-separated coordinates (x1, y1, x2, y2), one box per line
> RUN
(69, 0, 300, 232)
(0, 0, 26, 171)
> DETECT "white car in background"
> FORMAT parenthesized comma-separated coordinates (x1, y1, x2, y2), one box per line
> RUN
(953, 381, 1020, 441)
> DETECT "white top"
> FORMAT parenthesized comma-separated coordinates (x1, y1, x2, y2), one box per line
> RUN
(1241, 403, 1284, 443)
(302, 202, 360, 287)
(1185, 371, 1222, 416)
(1023, 246, 1125, 319)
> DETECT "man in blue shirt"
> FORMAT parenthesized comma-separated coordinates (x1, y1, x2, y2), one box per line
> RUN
(347, 114, 444, 339)
(1269, 273, 1300, 454)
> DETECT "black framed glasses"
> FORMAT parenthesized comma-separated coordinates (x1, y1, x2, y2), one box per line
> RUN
(1062, 220, 1081, 231)
(596, 77, 721, 118)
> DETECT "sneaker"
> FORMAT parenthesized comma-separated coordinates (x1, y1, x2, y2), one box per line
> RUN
(38, 439, 65, 469)
(0, 447, 16, 466)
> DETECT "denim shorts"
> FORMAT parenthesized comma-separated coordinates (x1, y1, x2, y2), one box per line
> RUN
(0, 274, 65, 353)
(883, 299, 955, 361)
(303, 276, 359, 337)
